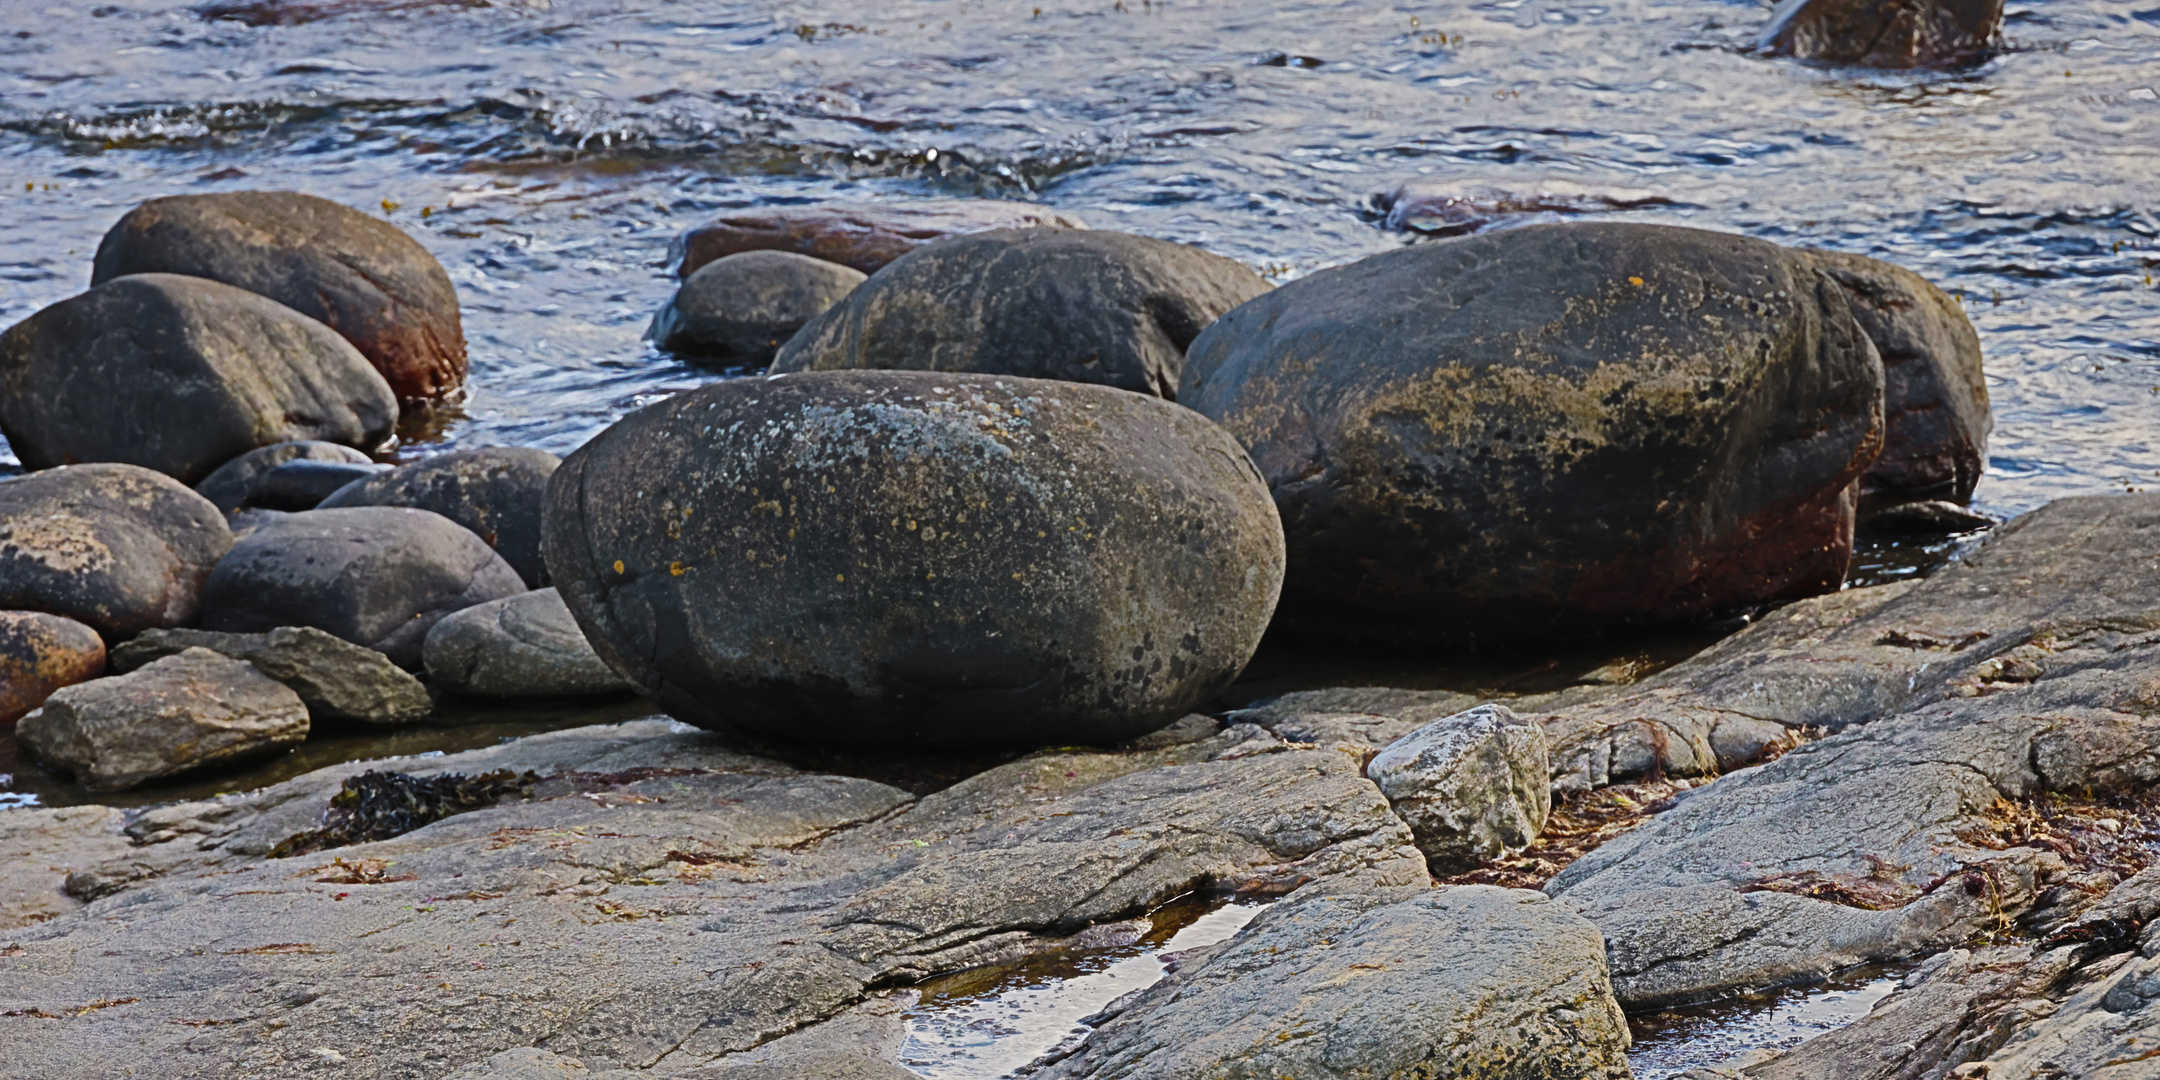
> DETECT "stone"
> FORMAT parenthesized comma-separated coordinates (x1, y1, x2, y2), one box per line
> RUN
(1858, 498, 1996, 535)
(670, 198, 1089, 278)
(0, 463, 233, 641)
(770, 228, 1272, 399)
(1180, 222, 1885, 646)
(648, 250, 867, 364)
(198, 506, 526, 670)
(92, 191, 468, 401)
(1372, 177, 1679, 237)
(16, 647, 308, 791)
(242, 459, 388, 511)
(0, 611, 105, 724)
(318, 446, 560, 588)
(0, 273, 397, 483)
(1757, 0, 2002, 68)
(193, 440, 377, 513)
(544, 371, 1285, 748)
(422, 587, 632, 699)
(1364, 703, 1552, 872)
(1034, 883, 1633, 1080)
(110, 626, 431, 728)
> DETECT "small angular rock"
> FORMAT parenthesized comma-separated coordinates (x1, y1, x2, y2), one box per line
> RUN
(1365, 703, 1552, 872)
(111, 626, 431, 727)
(17, 647, 308, 791)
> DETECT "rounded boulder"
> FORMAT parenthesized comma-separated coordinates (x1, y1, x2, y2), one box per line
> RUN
(318, 447, 560, 587)
(0, 611, 106, 725)
(648, 250, 867, 364)
(543, 371, 1285, 747)
(0, 464, 234, 641)
(194, 440, 378, 513)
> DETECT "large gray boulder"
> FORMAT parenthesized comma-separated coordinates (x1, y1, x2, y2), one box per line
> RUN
(1758, 0, 2001, 68)
(671, 198, 1088, 277)
(422, 587, 631, 699)
(0, 464, 233, 641)
(193, 439, 377, 513)
(199, 506, 526, 670)
(319, 446, 560, 587)
(0, 274, 397, 484)
(543, 371, 1285, 747)
(1364, 703, 1551, 872)
(1179, 222, 1887, 646)
(92, 192, 467, 401)
(111, 626, 431, 727)
(0, 611, 104, 725)
(648, 250, 866, 364)
(771, 228, 1271, 399)
(17, 647, 308, 791)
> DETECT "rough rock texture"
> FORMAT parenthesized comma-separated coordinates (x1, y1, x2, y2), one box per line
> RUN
(1364, 704, 1552, 872)
(320, 446, 561, 587)
(423, 587, 632, 698)
(199, 506, 526, 670)
(16, 647, 309, 791)
(244, 459, 388, 511)
(1180, 222, 1886, 645)
(1758, 0, 2002, 68)
(440, 1047, 646, 1080)
(0, 463, 234, 641)
(0, 804, 127, 930)
(111, 625, 431, 727)
(544, 371, 1285, 748)
(671, 199, 1089, 277)
(648, 250, 866, 364)
(0, 610, 105, 724)
(1036, 883, 1632, 1080)
(194, 439, 377, 513)
(0, 273, 397, 483)
(770, 229, 1272, 399)
(91, 191, 468, 401)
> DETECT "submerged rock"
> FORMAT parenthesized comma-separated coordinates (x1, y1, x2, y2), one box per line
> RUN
(0, 611, 105, 725)
(544, 371, 1285, 747)
(1371, 178, 1681, 237)
(422, 587, 631, 699)
(1758, 0, 2002, 68)
(0, 273, 397, 483)
(193, 440, 377, 514)
(1365, 704, 1551, 872)
(17, 647, 308, 791)
(671, 198, 1089, 277)
(0, 464, 233, 641)
(111, 626, 431, 728)
(318, 446, 560, 587)
(647, 250, 866, 364)
(770, 228, 1271, 398)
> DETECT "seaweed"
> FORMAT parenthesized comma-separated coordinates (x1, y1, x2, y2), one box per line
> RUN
(270, 769, 537, 858)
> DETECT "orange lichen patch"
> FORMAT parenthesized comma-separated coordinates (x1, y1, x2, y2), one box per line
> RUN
(589, 901, 651, 922)
(1438, 779, 1701, 890)
(309, 857, 414, 885)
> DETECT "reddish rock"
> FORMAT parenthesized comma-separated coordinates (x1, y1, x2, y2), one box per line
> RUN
(1757, 0, 2002, 68)
(0, 611, 105, 725)
(670, 199, 1088, 278)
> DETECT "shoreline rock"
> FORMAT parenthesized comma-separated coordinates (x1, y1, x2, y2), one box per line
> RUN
(423, 587, 632, 699)
(318, 446, 560, 588)
(0, 611, 105, 725)
(670, 199, 1089, 278)
(17, 647, 308, 791)
(647, 250, 865, 364)
(0, 464, 233, 642)
(111, 626, 431, 728)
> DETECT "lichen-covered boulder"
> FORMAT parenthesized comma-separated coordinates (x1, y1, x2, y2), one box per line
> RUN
(0, 274, 397, 484)
(91, 192, 467, 401)
(648, 250, 866, 364)
(1180, 222, 1886, 645)
(0, 611, 105, 725)
(422, 587, 631, 699)
(1758, 0, 2001, 68)
(318, 447, 559, 587)
(1365, 704, 1552, 872)
(543, 371, 1285, 747)
(671, 198, 1088, 278)
(771, 229, 1271, 399)
(194, 440, 377, 514)
(17, 647, 308, 791)
(0, 464, 233, 641)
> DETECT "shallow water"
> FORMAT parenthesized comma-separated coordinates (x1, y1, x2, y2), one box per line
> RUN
(1627, 963, 1914, 1077)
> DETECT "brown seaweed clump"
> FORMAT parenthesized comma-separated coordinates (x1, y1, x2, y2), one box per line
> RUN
(271, 768, 536, 857)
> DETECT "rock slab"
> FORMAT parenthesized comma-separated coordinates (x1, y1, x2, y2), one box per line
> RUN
(111, 625, 431, 727)
(423, 587, 631, 699)
(319, 446, 560, 587)
(0, 463, 233, 641)
(0, 611, 105, 725)
(16, 647, 308, 790)
(1365, 703, 1552, 872)
(648, 250, 867, 364)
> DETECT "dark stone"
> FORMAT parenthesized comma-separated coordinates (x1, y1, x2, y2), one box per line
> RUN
(1858, 498, 1997, 536)
(0, 463, 233, 641)
(0, 611, 105, 725)
(543, 371, 1285, 748)
(421, 588, 632, 699)
(671, 199, 1089, 278)
(195, 0, 489, 25)
(317, 447, 560, 587)
(91, 192, 468, 401)
(0, 274, 397, 484)
(770, 228, 1272, 399)
(17, 647, 308, 791)
(1757, 0, 2002, 68)
(242, 460, 389, 511)
(198, 506, 526, 669)
(194, 440, 376, 514)
(648, 250, 866, 364)
(1179, 222, 1886, 646)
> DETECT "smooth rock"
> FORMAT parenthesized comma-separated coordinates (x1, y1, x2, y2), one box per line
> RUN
(423, 587, 632, 699)
(1365, 703, 1552, 872)
(0, 463, 233, 641)
(671, 198, 1089, 277)
(771, 228, 1271, 399)
(1758, 0, 2001, 68)
(318, 446, 560, 587)
(0, 611, 105, 725)
(17, 647, 308, 791)
(1180, 222, 1885, 645)
(242, 459, 388, 511)
(1373, 177, 1680, 237)
(0, 273, 397, 483)
(543, 371, 1285, 747)
(193, 440, 376, 513)
(110, 626, 431, 727)
(648, 250, 867, 364)
(199, 506, 526, 669)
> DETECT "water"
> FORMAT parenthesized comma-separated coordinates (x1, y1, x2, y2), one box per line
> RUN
(1627, 964, 1913, 1077)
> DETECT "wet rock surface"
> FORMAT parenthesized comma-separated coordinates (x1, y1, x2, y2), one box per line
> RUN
(111, 625, 431, 728)
(0, 463, 234, 641)
(319, 445, 560, 587)
(0, 610, 105, 725)
(17, 647, 309, 791)
(1372, 177, 1681, 237)
(1365, 703, 1552, 873)
(1757, 0, 2002, 68)
(648, 250, 866, 364)
(0, 273, 396, 483)
(424, 587, 633, 699)
(770, 228, 1271, 398)
(193, 439, 377, 514)
(91, 191, 469, 401)
(670, 198, 1089, 277)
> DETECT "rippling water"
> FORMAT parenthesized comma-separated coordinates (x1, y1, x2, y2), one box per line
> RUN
(3, 0, 2157, 511)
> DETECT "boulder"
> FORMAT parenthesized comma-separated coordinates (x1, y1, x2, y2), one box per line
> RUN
(422, 588, 632, 698)
(1036, 883, 1633, 1080)
(1179, 222, 1886, 645)
(111, 626, 431, 727)
(242, 459, 388, 511)
(0, 463, 233, 641)
(318, 447, 559, 587)
(543, 371, 1285, 747)
(671, 198, 1089, 278)
(0, 273, 397, 483)
(1758, 0, 2001, 68)
(198, 507, 526, 670)
(91, 192, 467, 401)
(770, 229, 1272, 399)
(193, 440, 376, 513)
(648, 250, 866, 364)
(16, 647, 308, 791)
(1364, 703, 1552, 872)
(0, 611, 105, 725)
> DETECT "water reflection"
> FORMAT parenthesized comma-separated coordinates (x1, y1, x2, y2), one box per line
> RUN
(1627, 963, 1914, 1078)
